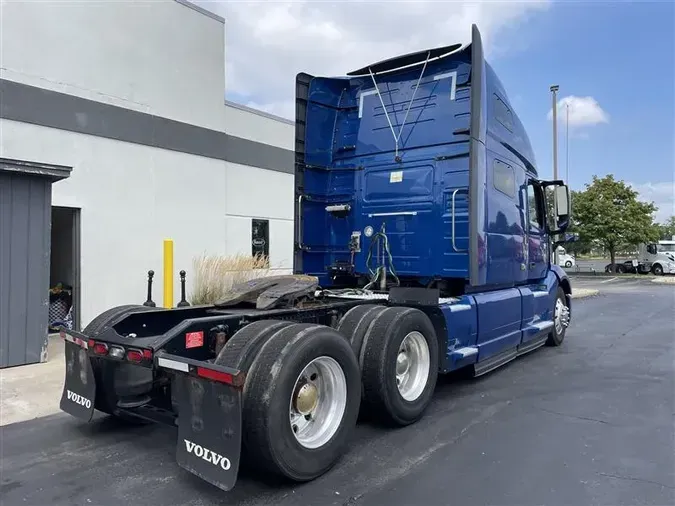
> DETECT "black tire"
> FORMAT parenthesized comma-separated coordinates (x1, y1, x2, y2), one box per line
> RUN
(83, 304, 158, 336)
(652, 264, 664, 276)
(565, 260, 573, 268)
(546, 287, 569, 347)
(215, 319, 294, 371)
(359, 306, 439, 426)
(336, 304, 388, 358)
(242, 323, 361, 482)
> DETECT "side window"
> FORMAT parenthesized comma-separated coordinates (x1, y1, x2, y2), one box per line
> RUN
(252, 219, 270, 267)
(527, 183, 542, 230)
(494, 94, 513, 132)
(493, 159, 516, 198)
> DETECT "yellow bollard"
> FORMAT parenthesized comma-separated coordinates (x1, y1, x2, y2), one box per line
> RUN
(163, 239, 174, 308)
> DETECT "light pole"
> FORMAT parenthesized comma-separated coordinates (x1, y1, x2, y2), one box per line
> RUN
(550, 85, 559, 181)
(565, 103, 570, 183)
(550, 85, 560, 266)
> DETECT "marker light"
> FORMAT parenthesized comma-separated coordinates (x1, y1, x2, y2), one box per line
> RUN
(126, 349, 143, 363)
(196, 366, 234, 385)
(92, 342, 109, 356)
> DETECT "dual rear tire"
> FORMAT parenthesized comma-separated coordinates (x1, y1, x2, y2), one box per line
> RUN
(338, 304, 439, 426)
(216, 321, 361, 482)
(215, 306, 439, 482)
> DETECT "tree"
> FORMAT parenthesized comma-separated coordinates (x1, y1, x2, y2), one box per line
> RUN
(564, 190, 594, 256)
(656, 216, 675, 240)
(572, 175, 659, 270)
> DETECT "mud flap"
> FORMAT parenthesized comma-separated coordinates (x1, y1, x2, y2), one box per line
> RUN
(59, 331, 96, 422)
(156, 353, 244, 492)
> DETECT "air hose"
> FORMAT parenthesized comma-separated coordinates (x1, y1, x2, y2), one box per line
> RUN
(364, 223, 400, 290)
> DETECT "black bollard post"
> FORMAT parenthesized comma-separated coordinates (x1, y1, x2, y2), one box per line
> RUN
(143, 270, 156, 307)
(177, 270, 190, 307)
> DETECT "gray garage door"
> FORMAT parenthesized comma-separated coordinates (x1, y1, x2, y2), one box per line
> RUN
(0, 158, 71, 368)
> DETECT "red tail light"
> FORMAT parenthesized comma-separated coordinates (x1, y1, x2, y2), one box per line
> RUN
(92, 342, 109, 355)
(142, 349, 153, 360)
(196, 366, 234, 385)
(126, 349, 143, 363)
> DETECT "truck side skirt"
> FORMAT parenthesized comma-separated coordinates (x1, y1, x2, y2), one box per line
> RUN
(438, 270, 563, 374)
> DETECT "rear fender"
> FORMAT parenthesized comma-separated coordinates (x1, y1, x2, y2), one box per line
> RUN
(155, 352, 245, 492)
(550, 265, 572, 316)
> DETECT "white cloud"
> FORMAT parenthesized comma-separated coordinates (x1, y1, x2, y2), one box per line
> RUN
(197, 0, 550, 119)
(629, 181, 675, 223)
(547, 95, 609, 128)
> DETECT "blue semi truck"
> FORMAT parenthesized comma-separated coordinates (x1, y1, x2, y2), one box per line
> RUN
(59, 24, 573, 492)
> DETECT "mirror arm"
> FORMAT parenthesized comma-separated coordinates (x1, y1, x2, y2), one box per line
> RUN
(547, 216, 571, 236)
(551, 228, 577, 249)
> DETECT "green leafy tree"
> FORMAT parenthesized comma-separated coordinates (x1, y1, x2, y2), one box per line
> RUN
(564, 190, 594, 256)
(656, 216, 675, 240)
(573, 175, 659, 270)
(546, 189, 592, 257)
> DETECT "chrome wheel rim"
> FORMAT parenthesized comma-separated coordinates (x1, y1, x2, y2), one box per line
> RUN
(395, 331, 430, 402)
(554, 297, 570, 335)
(289, 356, 347, 449)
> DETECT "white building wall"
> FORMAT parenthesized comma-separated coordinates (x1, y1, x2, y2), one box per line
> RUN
(224, 102, 295, 149)
(0, 0, 227, 132)
(0, 119, 294, 326)
(0, 0, 299, 328)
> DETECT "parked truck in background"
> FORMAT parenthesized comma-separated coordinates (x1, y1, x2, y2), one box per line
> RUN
(555, 246, 576, 268)
(59, 25, 574, 493)
(637, 239, 675, 275)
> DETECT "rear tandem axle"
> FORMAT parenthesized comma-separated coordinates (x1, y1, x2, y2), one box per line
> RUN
(60, 277, 569, 492)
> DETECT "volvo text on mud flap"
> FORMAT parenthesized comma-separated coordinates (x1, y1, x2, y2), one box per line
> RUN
(183, 440, 232, 470)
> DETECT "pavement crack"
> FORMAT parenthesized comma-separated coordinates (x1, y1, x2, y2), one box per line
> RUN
(341, 493, 363, 505)
(595, 306, 670, 359)
(337, 400, 512, 501)
(537, 406, 614, 426)
(596, 472, 675, 490)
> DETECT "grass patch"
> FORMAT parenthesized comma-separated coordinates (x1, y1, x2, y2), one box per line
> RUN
(189, 253, 277, 305)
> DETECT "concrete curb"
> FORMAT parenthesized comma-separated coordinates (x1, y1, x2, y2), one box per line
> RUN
(651, 277, 675, 284)
(567, 272, 650, 279)
(571, 288, 600, 299)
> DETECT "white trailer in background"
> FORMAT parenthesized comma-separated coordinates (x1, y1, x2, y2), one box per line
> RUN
(555, 246, 576, 269)
(638, 239, 675, 275)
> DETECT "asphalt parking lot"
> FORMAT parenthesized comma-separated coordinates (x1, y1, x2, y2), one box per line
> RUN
(1, 277, 674, 506)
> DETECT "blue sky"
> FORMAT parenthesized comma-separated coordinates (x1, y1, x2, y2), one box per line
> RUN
(492, 0, 674, 220)
(209, 0, 674, 222)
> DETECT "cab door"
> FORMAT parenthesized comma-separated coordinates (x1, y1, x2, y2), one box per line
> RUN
(526, 181, 548, 282)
